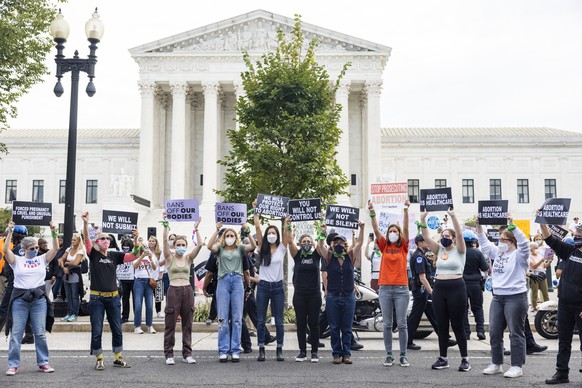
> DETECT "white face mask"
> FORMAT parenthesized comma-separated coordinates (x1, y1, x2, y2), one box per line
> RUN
(497, 242, 509, 253)
(536, 240, 543, 247)
(225, 237, 235, 246)
(388, 232, 399, 243)
(267, 234, 277, 244)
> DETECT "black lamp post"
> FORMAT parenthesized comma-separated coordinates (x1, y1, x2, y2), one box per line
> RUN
(49, 9, 104, 248)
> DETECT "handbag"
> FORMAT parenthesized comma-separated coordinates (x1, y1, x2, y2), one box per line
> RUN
(145, 267, 157, 290)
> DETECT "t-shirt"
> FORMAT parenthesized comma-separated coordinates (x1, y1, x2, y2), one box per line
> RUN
(10, 253, 47, 289)
(216, 245, 246, 280)
(133, 254, 156, 279)
(292, 249, 321, 293)
(370, 249, 382, 280)
(86, 243, 125, 292)
(64, 248, 81, 283)
(376, 236, 409, 286)
(435, 246, 466, 275)
(259, 243, 286, 282)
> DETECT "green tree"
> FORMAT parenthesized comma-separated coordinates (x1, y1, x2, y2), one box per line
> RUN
(0, 0, 62, 155)
(217, 15, 350, 206)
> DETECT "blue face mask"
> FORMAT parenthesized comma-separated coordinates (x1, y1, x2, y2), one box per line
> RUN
(175, 247, 187, 256)
(440, 237, 453, 248)
(25, 249, 38, 258)
(334, 244, 345, 255)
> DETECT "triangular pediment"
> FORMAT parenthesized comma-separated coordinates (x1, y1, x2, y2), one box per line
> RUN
(129, 9, 391, 56)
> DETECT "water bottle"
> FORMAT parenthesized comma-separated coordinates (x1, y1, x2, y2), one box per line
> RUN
(485, 277, 493, 292)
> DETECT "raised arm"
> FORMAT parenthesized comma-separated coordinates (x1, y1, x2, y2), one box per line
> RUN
(242, 223, 257, 253)
(402, 199, 410, 242)
(350, 221, 365, 268)
(448, 208, 465, 254)
(316, 223, 331, 263)
(45, 221, 60, 263)
(206, 221, 223, 254)
(186, 218, 204, 262)
(419, 211, 440, 254)
(253, 199, 263, 247)
(161, 211, 172, 261)
(288, 220, 299, 258)
(3, 221, 16, 265)
(81, 211, 93, 254)
(368, 201, 383, 241)
(282, 216, 292, 249)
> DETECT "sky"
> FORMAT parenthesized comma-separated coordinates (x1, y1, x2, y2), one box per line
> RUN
(7, 0, 582, 132)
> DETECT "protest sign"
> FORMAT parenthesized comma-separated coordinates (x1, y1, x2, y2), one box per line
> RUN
(377, 212, 417, 236)
(11, 201, 52, 226)
(419, 188, 453, 211)
(325, 205, 359, 230)
(164, 199, 199, 222)
(487, 228, 500, 244)
(116, 262, 134, 281)
(548, 224, 569, 240)
(513, 219, 531, 241)
(288, 198, 321, 222)
(370, 182, 408, 210)
(427, 215, 440, 230)
(256, 194, 290, 218)
(477, 200, 509, 225)
(292, 221, 315, 239)
(535, 198, 571, 225)
(215, 203, 247, 225)
(102, 210, 138, 234)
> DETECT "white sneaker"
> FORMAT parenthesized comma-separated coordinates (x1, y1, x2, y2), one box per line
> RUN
(165, 358, 175, 365)
(157, 312, 165, 318)
(504, 366, 523, 378)
(182, 356, 196, 364)
(483, 364, 503, 375)
(134, 327, 144, 334)
(148, 326, 156, 334)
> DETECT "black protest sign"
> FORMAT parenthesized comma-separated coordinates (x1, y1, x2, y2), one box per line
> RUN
(325, 205, 359, 230)
(535, 198, 571, 225)
(11, 201, 52, 226)
(288, 198, 322, 222)
(101, 210, 138, 234)
(419, 187, 453, 211)
(487, 228, 500, 244)
(256, 194, 290, 218)
(478, 200, 509, 225)
(548, 224, 569, 240)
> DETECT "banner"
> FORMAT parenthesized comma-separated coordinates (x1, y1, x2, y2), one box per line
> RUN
(256, 194, 290, 218)
(370, 182, 408, 210)
(164, 199, 199, 222)
(325, 205, 359, 230)
(288, 198, 321, 222)
(535, 198, 571, 225)
(548, 224, 569, 240)
(101, 210, 138, 234)
(477, 200, 509, 225)
(215, 203, 247, 225)
(11, 201, 52, 226)
(419, 187, 453, 212)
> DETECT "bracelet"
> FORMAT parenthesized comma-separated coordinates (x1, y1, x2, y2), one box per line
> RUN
(51, 231, 59, 238)
(415, 221, 427, 229)
(159, 220, 170, 230)
(507, 223, 516, 232)
(369, 211, 376, 218)
(286, 224, 292, 231)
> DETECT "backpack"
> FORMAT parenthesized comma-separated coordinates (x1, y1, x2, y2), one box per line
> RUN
(80, 256, 89, 274)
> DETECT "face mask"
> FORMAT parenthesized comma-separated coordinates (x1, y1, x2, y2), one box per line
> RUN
(301, 243, 312, 252)
(122, 246, 131, 253)
(334, 244, 345, 254)
(225, 237, 235, 246)
(534, 249, 541, 256)
(267, 234, 277, 244)
(175, 247, 187, 256)
(169, 240, 175, 247)
(97, 239, 110, 250)
(573, 236, 582, 248)
(440, 237, 453, 248)
(388, 232, 399, 243)
(497, 242, 509, 253)
(25, 249, 38, 258)
(536, 240, 543, 247)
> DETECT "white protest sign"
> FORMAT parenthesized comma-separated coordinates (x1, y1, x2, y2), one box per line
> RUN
(370, 182, 408, 210)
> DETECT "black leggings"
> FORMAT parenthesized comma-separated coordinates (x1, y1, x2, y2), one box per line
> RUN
(293, 291, 322, 354)
(432, 278, 468, 358)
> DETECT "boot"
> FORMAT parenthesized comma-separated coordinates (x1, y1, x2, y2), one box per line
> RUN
(257, 346, 265, 362)
(350, 338, 363, 351)
(276, 347, 284, 362)
(21, 333, 34, 344)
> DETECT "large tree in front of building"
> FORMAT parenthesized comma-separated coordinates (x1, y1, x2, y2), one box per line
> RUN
(217, 16, 350, 205)
(0, 0, 61, 155)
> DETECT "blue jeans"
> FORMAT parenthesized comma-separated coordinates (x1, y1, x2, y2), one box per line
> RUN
(133, 278, 153, 327)
(8, 296, 49, 368)
(326, 293, 355, 357)
(489, 292, 527, 366)
(378, 285, 410, 354)
(256, 280, 285, 347)
(89, 294, 123, 356)
(216, 273, 244, 356)
(64, 281, 80, 316)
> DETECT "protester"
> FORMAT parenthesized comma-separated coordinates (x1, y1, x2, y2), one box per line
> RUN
(462, 230, 489, 340)
(364, 235, 382, 292)
(57, 233, 85, 322)
(369, 200, 411, 367)
(118, 237, 135, 324)
(41, 238, 58, 300)
(528, 242, 550, 311)
(132, 233, 160, 334)
(3, 220, 59, 376)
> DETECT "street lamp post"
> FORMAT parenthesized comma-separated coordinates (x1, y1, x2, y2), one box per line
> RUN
(49, 9, 104, 248)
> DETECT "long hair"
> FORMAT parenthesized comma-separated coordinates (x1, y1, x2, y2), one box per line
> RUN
(148, 236, 162, 256)
(70, 232, 86, 255)
(258, 225, 280, 267)
(218, 228, 241, 248)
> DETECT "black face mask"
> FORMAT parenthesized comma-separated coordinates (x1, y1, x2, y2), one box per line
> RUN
(440, 237, 453, 248)
(573, 236, 582, 248)
(122, 246, 131, 253)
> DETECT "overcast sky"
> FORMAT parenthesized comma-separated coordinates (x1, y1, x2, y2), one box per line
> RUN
(7, 0, 582, 132)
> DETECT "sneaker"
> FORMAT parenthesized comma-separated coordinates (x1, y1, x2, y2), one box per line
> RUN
(205, 319, 213, 325)
(400, 356, 410, 367)
(545, 372, 569, 384)
(332, 356, 342, 364)
(504, 366, 523, 378)
(447, 339, 457, 347)
(219, 354, 228, 363)
(95, 359, 105, 371)
(60, 314, 71, 321)
(6, 367, 17, 376)
(39, 364, 55, 373)
(157, 312, 165, 318)
(407, 343, 421, 350)
(134, 327, 144, 334)
(182, 356, 196, 364)
(459, 358, 471, 372)
(165, 357, 175, 365)
(67, 315, 77, 322)
(148, 326, 156, 334)
(231, 354, 240, 363)
(526, 344, 548, 355)
(243, 347, 252, 354)
(483, 364, 503, 375)
(310, 353, 319, 363)
(432, 357, 449, 370)
(113, 358, 131, 368)
(342, 356, 352, 364)
(265, 335, 277, 345)
(383, 356, 394, 367)
(295, 352, 307, 362)
(21, 334, 34, 344)
(477, 332, 486, 340)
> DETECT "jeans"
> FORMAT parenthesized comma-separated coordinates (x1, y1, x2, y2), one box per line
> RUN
(256, 280, 285, 347)
(407, 288, 438, 343)
(133, 278, 153, 327)
(556, 300, 582, 374)
(464, 281, 485, 336)
(52, 276, 63, 299)
(121, 280, 134, 321)
(489, 292, 528, 366)
(8, 296, 49, 368)
(89, 294, 123, 356)
(293, 291, 322, 354)
(216, 273, 244, 356)
(432, 278, 468, 358)
(326, 293, 355, 357)
(378, 285, 410, 354)
(164, 285, 194, 359)
(63, 281, 80, 316)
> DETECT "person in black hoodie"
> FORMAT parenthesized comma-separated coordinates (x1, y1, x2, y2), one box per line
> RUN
(539, 222, 582, 385)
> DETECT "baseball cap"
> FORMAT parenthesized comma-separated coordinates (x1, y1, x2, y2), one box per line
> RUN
(332, 235, 347, 243)
(414, 235, 424, 244)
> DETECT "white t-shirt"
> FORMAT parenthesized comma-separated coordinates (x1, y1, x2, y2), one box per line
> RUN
(259, 243, 286, 282)
(133, 254, 157, 279)
(10, 253, 47, 289)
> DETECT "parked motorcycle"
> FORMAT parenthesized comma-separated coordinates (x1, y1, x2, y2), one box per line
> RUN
(535, 300, 579, 340)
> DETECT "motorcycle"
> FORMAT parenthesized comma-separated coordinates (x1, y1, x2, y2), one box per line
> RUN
(535, 300, 579, 340)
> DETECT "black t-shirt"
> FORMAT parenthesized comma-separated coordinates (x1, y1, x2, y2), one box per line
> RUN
(88, 247, 125, 292)
(292, 249, 321, 293)
(463, 247, 489, 283)
(409, 248, 433, 289)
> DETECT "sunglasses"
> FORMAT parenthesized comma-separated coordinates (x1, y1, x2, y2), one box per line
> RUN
(27, 246, 39, 251)
(97, 237, 110, 241)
